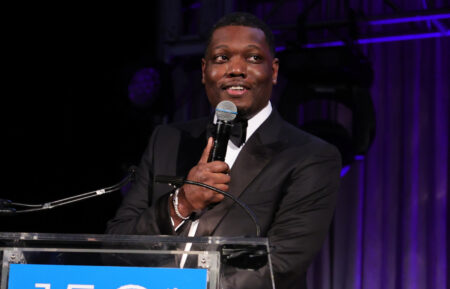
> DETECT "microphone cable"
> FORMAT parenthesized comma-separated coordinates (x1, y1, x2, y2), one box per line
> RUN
(155, 175, 261, 237)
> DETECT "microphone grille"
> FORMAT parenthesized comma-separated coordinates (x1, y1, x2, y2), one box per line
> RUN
(215, 100, 237, 122)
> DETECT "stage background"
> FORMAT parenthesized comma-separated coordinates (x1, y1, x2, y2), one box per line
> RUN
(0, 2, 448, 289)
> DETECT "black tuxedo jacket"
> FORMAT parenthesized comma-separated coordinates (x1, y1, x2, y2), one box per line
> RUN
(106, 110, 341, 289)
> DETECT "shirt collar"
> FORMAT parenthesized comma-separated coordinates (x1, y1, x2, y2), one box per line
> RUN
(245, 101, 272, 143)
(212, 101, 272, 143)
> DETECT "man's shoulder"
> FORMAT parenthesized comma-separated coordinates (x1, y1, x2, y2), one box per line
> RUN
(277, 116, 341, 157)
(280, 120, 322, 143)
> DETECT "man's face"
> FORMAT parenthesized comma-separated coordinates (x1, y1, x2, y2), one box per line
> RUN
(202, 25, 279, 119)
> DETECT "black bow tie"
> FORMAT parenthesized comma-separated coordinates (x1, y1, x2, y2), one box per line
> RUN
(207, 119, 248, 147)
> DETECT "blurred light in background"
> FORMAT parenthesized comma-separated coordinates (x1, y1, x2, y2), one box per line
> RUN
(128, 68, 161, 108)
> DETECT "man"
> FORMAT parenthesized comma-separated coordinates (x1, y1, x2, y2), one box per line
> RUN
(107, 12, 341, 289)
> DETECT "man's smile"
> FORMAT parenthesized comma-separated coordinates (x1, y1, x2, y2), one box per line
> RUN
(221, 82, 250, 96)
(224, 85, 248, 96)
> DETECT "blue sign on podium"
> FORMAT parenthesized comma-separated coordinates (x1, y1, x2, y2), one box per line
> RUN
(8, 264, 207, 289)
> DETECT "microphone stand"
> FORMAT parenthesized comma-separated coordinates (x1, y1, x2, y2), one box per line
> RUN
(0, 168, 136, 215)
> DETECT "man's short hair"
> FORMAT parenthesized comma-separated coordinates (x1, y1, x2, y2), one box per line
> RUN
(204, 12, 275, 56)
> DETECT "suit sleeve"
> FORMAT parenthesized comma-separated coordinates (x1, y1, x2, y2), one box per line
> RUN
(269, 143, 341, 288)
(105, 126, 174, 236)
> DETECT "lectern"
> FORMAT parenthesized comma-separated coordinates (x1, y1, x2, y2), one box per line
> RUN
(0, 232, 275, 289)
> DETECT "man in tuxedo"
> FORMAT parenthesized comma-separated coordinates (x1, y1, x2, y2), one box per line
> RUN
(107, 12, 341, 289)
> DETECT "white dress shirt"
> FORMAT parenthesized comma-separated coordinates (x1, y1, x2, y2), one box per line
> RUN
(224, 102, 273, 168)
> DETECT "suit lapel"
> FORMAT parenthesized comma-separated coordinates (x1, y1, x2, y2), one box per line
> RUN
(229, 134, 279, 196)
(196, 110, 285, 236)
(176, 130, 206, 178)
(176, 117, 211, 177)
(153, 119, 208, 202)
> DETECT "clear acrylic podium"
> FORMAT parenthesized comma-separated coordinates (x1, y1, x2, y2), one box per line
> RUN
(0, 232, 275, 289)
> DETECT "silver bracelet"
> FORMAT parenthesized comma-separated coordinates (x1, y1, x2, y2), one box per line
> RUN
(172, 188, 190, 220)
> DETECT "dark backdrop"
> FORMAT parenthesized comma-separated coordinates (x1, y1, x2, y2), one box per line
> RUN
(1, 10, 160, 233)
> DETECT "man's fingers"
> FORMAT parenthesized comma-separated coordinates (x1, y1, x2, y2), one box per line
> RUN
(203, 161, 229, 174)
(199, 137, 214, 164)
(215, 173, 231, 185)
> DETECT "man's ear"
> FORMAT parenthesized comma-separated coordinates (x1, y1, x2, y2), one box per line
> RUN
(272, 58, 279, 85)
(201, 58, 206, 84)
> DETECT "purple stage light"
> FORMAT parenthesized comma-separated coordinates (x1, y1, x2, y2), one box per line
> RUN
(357, 31, 450, 44)
(341, 165, 351, 177)
(302, 31, 450, 48)
(189, 2, 201, 9)
(276, 11, 449, 50)
(367, 13, 450, 25)
(128, 68, 161, 108)
(303, 41, 346, 48)
(354, 155, 365, 161)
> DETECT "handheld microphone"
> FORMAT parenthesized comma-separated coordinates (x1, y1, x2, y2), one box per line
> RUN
(208, 100, 237, 162)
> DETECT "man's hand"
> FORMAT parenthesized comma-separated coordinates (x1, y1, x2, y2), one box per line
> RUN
(170, 137, 230, 224)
